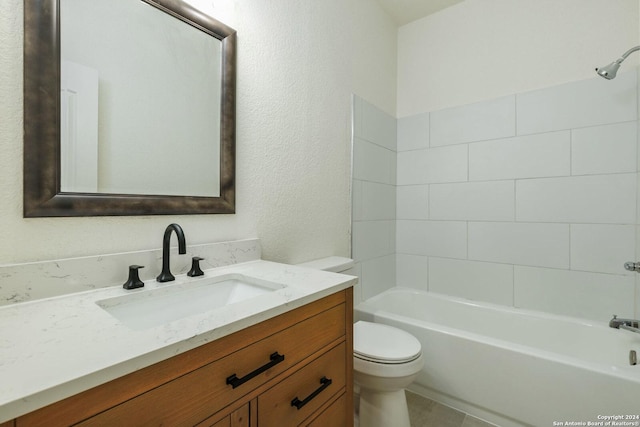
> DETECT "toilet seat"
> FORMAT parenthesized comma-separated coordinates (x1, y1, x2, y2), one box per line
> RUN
(354, 321, 422, 364)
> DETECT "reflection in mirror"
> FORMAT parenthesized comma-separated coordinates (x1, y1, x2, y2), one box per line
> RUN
(23, 0, 236, 216)
(60, 0, 220, 197)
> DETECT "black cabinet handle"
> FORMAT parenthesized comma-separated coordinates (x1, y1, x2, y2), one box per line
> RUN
(226, 352, 285, 389)
(291, 376, 333, 410)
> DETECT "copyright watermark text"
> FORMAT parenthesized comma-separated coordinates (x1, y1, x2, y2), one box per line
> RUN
(553, 415, 640, 426)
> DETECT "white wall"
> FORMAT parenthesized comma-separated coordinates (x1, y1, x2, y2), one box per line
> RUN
(398, 0, 640, 115)
(0, 0, 397, 265)
(351, 0, 398, 116)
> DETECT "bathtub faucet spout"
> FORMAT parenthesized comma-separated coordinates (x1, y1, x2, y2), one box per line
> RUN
(619, 324, 640, 334)
(609, 315, 640, 334)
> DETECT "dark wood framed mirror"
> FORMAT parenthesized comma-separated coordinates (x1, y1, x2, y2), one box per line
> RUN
(24, 0, 236, 217)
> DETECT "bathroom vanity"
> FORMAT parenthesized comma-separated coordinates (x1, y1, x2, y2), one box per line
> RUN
(15, 289, 352, 426)
(0, 249, 356, 426)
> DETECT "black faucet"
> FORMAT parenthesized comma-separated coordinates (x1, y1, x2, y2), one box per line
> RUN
(156, 223, 187, 283)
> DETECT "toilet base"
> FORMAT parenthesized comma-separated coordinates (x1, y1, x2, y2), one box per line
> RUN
(358, 387, 410, 427)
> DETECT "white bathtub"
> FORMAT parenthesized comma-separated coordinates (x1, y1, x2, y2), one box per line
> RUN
(355, 287, 640, 427)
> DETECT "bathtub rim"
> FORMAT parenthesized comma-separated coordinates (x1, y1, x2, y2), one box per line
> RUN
(355, 287, 640, 383)
(360, 286, 607, 328)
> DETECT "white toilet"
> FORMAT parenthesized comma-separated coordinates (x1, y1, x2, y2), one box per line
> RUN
(353, 320, 423, 427)
(298, 257, 424, 427)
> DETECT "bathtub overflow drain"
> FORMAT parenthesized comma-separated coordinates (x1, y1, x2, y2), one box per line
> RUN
(630, 350, 637, 366)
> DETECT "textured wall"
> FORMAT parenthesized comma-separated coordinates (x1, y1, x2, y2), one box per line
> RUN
(0, 0, 396, 265)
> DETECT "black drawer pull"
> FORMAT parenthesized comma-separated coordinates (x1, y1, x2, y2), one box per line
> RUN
(226, 352, 285, 389)
(291, 376, 333, 410)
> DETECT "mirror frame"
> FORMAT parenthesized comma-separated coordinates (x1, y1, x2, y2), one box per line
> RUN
(24, 0, 236, 217)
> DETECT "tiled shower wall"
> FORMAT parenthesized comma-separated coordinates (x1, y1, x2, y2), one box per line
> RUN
(351, 96, 397, 304)
(353, 70, 640, 321)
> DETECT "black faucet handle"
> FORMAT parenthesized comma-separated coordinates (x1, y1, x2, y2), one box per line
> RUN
(123, 265, 145, 290)
(188, 257, 205, 277)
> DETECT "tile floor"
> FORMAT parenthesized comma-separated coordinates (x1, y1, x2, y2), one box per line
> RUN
(406, 391, 497, 427)
(354, 389, 498, 427)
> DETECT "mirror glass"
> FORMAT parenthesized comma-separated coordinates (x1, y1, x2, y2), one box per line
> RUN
(23, 0, 236, 217)
(60, 0, 220, 197)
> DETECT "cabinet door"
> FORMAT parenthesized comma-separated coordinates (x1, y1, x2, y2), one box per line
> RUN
(230, 404, 251, 427)
(203, 403, 251, 427)
(210, 417, 229, 427)
(304, 393, 347, 427)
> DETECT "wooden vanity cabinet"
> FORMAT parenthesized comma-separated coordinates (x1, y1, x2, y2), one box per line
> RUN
(199, 402, 253, 427)
(15, 288, 353, 427)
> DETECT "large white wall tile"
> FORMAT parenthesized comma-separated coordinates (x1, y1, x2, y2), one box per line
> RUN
(570, 224, 635, 275)
(637, 223, 640, 317)
(351, 180, 362, 221)
(514, 266, 635, 321)
(352, 220, 395, 261)
(397, 145, 468, 184)
(398, 112, 429, 151)
(396, 254, 428, 290)
(636, 174, 640, 226)
(571, 121, 637, 176)
(516, 174, 636, 224)
(468, 222, 570, 268)
(430, 96, 516, 146)
(397, 185, 429, 219)
(636, 277, 640, 319)
(396, 150, 428, 184)
(396, 220, 430, 255)
(516, 71, 637, 135)
(430, 181, 515, 221)
(389, 151, 397, 186)
(361, 182, 396, 220)
(428, 257, 514, 306)
(469, 131, 571, 181)
(397, 220, 467, 258)
(353, 138, 396, 184)
(361, 255, 396, 299)
(360, 99, 397, 150)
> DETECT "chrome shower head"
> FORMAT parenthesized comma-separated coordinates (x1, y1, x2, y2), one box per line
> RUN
(596, 46, 640, 80)
(595, 60, 622, 80)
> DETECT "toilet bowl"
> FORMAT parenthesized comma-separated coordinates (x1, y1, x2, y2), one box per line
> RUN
(297, 257, 424, 427)
(353, 320, 423, 427)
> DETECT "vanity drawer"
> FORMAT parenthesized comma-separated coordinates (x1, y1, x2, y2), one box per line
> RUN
(258, 342, 346, 427)
(76, 304, 345, 426)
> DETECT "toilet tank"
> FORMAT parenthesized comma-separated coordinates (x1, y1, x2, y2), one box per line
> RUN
(296, 256, 354, 273)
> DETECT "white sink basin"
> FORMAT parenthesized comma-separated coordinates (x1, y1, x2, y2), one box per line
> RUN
(96, 274, 283, 330)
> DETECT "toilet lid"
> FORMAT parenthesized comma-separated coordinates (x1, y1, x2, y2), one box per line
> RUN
(353, 321, 421, 363)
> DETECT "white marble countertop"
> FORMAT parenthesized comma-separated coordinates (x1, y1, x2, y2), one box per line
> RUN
(0, 260, 356, 422)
